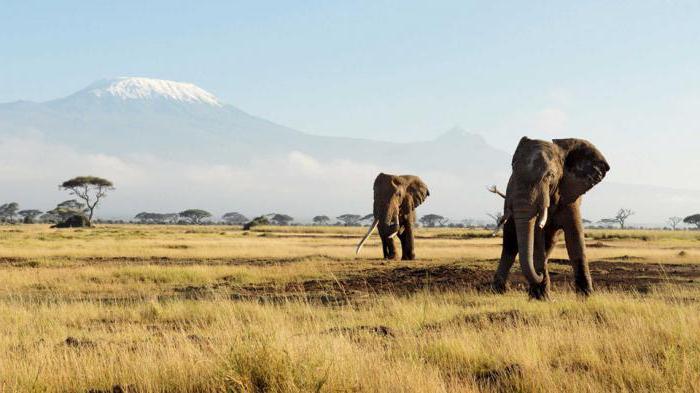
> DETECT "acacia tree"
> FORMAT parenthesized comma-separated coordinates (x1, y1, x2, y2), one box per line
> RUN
(312, 215, 331, 225)
(486, 211, 504, 228)
(50, 200, 87, 219)
(602, 208, 635, 229)
(269, 214, 294, 226)
(684, 214, 700, 229)
(222, 212, 248, 225)
(668, 216, 684, 230)
(0, 202, 19, 223)
(244, 215, 271, 230)
(337, 214, 362, 226)
(59, 176, 114, 223)
(134, 212, 179, 224)
(18, 209, 43, 224)
(179, 209, 212, 224)
(419, 214, 448, 227)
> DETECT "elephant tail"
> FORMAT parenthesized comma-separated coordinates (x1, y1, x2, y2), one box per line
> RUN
(356, 219, 379, 255)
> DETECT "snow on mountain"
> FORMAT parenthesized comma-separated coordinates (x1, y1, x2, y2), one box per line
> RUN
(79, 77, 222, 106)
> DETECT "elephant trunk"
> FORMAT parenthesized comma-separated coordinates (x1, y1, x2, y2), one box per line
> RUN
(515, 216, 543, 285)
(387, 211, 399, 238)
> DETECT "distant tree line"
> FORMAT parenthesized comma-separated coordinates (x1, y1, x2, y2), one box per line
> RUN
(4, 174, 700, 230)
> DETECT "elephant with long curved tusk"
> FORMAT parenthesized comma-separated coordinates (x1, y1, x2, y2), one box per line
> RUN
(491, 137, 610, 300)
(356, 173, 429, 260)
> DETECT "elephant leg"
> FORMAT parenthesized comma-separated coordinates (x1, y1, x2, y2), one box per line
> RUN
(564, 213, 593, 296)
(381, 235, 398, 260)
(528, 226, 552, 300)
(492, 219, 517, 293)
(399, 223, 415, 260)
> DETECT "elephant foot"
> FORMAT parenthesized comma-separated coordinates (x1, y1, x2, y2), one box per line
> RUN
(491, 278, 509, 294)
(574, 281, 594, 298)
(528, 283, 551, 301)
(401, 253, 415, 261)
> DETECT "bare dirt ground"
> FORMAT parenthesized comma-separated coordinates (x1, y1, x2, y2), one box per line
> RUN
(172, 258, 700, 305)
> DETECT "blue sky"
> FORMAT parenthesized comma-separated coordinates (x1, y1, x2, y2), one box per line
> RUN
(2, 1, 700, 189)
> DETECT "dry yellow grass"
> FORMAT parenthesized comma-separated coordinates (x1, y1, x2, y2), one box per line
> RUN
(0, 224, 699, 392)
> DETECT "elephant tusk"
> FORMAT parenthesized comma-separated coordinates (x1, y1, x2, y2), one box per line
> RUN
(356, 219, 379, 254)
(387, 231, 398, 239)
(538, 208, 548, 229)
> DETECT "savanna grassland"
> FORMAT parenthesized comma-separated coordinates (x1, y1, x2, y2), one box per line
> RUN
(1, 225, 700, 392)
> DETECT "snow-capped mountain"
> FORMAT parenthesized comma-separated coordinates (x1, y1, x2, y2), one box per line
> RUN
(78, 77, 222, 106)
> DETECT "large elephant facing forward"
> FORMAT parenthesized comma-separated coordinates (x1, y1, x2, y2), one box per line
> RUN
(492, 137, 609, 300)
(356, 173, 429, 260)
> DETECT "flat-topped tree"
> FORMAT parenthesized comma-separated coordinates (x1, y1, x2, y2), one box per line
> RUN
(312, 215, 331, 225)
(222, 212, 248, 225)
(337, 214, 362, 226)
(684, 214, 700, 229)
(0, 202, 19, 223)
(269, 214, 293, 226)
(52, 200, 87, 218)
(18, 209, 43, 224)
(419, 214, 448, 228)
(59, 176, 114, 223)
(135, 212, 179, 224)
(243, 215, 270, 230)
(360, 214, 374, 225)
(179, 209, 212, 224)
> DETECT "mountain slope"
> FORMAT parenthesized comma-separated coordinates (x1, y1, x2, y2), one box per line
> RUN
(0, 77, 693, 224)
(0, 77, 508, 175)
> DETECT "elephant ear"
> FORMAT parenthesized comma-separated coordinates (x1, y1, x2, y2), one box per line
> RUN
(553, 138, 610, 200)
(553, 138, 610, 178)
(407, 178, 430, 208)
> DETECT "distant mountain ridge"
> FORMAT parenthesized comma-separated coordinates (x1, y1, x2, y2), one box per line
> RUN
(1, 77, 697, 224)
(0, 77, 508, 172)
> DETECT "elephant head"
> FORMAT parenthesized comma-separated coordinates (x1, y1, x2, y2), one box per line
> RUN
(356, 173, 429, 254)
(504, 137, 609, 284)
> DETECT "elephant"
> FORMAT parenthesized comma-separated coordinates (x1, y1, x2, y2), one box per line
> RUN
(356, 173, 429, 260)
(491, 137, 609, 300)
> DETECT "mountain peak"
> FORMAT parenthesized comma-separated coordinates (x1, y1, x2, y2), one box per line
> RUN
(435, 126, 487, 144)
(81, 77, 222, 106)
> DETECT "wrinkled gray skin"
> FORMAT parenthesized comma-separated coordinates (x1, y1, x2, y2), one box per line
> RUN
(373, 173, 429, 260)
(493, 137, 610, 300)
